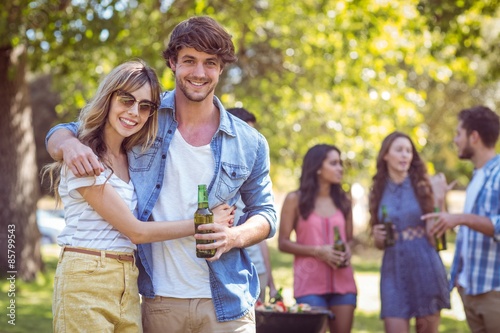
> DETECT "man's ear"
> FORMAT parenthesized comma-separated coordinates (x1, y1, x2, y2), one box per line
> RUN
(169, 58, 176, 71)
(470, 130, 480, 144)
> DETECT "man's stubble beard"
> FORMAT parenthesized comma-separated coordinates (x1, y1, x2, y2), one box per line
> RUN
(177, 77, 216, 103)
(458, 144, 474, 160)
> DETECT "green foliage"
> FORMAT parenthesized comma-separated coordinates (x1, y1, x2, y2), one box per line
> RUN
(2, 0, 500, 191)
(212, 0, 500, 191)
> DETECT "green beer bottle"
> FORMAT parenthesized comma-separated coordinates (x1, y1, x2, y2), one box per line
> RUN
(333, 226, 347, 268)
(194, 184, 215, 258)
(434, 207, 447, 251)
(382, 205, 395, 247)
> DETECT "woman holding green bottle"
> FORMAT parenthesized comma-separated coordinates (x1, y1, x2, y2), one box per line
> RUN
(369, 131, 450, 333)
(279, 144, 357, 333)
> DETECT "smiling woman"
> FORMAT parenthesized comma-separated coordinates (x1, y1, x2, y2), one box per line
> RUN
(41, 60, 161, 332)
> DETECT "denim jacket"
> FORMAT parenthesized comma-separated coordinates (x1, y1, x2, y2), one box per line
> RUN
(45, 90, 277, 322)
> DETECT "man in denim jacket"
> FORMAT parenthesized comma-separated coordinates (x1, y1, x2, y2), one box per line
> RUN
(46, 16, 276, 332)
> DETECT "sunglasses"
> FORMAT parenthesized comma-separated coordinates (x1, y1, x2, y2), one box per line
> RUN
(115, 90, 158, 117)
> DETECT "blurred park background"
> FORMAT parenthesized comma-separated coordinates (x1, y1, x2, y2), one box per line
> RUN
(1, 0, 500, 331)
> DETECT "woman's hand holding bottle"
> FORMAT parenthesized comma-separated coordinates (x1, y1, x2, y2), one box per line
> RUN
(212, 203, 235, 227)
(315, 244, 349, 269)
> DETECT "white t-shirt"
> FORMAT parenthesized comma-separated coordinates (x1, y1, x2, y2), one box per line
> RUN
(458, 167, 485, 288)
(57, 167, 136, 253)
(152, 130, 215, 298)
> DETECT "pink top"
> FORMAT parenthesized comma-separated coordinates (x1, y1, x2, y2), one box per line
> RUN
(294, 210, 357, 298)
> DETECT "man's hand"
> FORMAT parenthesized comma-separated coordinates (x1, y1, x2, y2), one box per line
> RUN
(61, 137, 104, 177)
(194, 223, 237, 261)
(196, 214, 270, 261)
(47, 128, 104, 177)
(421, 211, 460, 237)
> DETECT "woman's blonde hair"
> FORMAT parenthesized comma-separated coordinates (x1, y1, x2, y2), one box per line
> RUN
(42, 59, 161, 201)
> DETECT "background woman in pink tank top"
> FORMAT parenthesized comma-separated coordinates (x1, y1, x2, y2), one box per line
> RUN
(279, 144, 357, 333)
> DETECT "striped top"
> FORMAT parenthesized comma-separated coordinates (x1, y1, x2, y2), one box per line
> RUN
(57, 166, 136, 253)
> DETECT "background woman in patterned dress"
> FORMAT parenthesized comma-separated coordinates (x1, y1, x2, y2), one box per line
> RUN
(369, 131, 450, 333)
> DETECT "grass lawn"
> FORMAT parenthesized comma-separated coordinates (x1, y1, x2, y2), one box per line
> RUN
(0, 237, 469, 333)
(0, 246, 57, 333)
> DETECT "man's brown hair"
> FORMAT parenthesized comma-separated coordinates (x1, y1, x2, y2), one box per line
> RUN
(163, 16, 237, 71)
(458, 105, 499, 148)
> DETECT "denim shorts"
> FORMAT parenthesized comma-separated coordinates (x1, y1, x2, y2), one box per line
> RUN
(296, 293, 357, 308)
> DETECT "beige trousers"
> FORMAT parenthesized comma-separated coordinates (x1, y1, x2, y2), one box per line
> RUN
(52, 247, 141, 332)
(142, 296, 255, 333)
(458, 286, 500, 333)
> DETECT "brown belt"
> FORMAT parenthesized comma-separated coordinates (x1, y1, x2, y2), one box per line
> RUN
(64, 247, 134, 262)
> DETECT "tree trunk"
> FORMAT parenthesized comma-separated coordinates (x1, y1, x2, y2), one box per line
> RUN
(0, 44, 43, 281)
(30, 75, 60, 196)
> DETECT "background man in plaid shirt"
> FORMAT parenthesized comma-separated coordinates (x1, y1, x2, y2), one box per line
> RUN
(423, 105, 500, 333)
